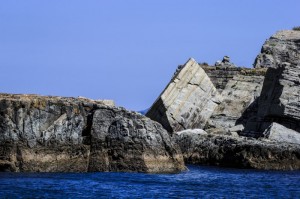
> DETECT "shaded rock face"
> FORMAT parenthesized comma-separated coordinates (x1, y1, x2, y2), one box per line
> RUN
(175, 130, 300, 170)
(244, 30, 300, 134)
(146, 58, 222, 133)
(0, 94, 185, 173)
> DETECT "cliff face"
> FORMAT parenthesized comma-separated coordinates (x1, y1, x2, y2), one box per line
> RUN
(2, 29, 300, 172)
(0, 94, 185, 173)
(146, 58, 222, 133)
(244, 30, 300, 134)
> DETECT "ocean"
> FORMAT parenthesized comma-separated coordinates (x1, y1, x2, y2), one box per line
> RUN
(0, 165, 299, 198)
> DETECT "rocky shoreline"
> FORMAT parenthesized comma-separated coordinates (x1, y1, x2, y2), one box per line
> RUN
(1, 29, 300, 172)
(0, 94, 185, 173)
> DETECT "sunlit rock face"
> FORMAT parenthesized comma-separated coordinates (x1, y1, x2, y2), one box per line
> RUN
(146, 58, 222, 133)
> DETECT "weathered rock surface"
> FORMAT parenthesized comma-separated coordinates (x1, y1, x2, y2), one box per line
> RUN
(243, 30, 300, 135)
(254, 30, 300, 69)
(206, 69, 266, 131)
(201, 65, 242, 93)
(88, 107, 185, 173)
(263, 122, 300, 145)
(0, 93, 185, 173)
(175, 129, 300, 170)
(146, 58, 222, 133)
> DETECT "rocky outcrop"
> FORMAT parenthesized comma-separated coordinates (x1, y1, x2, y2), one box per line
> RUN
(146, 58, 222, 133)
(146, 55, 270, 137)
(175, 129, 300, 170)
(145, 29, 300, 171)
(254, 30, 300, 69)
(0, 93, 185, 173)
(243, 30, 300, 134)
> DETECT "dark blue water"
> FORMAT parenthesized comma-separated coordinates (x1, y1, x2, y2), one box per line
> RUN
(0, 165, 299, 198)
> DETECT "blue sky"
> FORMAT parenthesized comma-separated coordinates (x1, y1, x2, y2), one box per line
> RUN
(1, 0, 299, 111)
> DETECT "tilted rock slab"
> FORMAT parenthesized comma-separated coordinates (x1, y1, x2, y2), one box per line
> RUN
(0, 93, 185, 173)
(175, 129, 300, 170)
(146, 58, 222, 133)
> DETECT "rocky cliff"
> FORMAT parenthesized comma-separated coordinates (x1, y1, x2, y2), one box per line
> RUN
(146, 29, 300, 170)
(146, 58, 222, 133)
(2, 29, 300, 172)
(243, 30, 300, 135)
(0, 94, 185, 173)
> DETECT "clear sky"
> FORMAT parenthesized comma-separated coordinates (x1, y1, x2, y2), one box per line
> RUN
(1, 0, 299, 111)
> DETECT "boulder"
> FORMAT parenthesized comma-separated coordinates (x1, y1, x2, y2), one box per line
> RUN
(0, 93, 185, 173)
(146, 58, 222, 132)
(263, 122, 300, 145)
(175, 129, 300, 170)
(88, 107, 185, 173)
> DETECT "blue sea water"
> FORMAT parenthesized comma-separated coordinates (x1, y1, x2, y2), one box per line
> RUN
(0, 165, 299, 199)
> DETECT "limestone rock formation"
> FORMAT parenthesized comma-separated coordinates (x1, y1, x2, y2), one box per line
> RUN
(0, 93, 185, 173)
(146, 58, 222, 133)
(175, 129, 300, 170)
(243, 30, 300, 134)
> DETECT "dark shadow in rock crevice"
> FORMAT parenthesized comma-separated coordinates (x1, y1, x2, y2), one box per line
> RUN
(146, 98, 173, 133)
